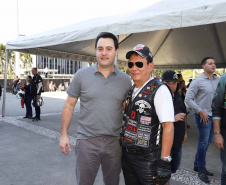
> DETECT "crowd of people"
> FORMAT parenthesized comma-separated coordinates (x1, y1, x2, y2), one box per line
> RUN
(7, 31, 225, 184)
(15, 68, 43, 121)
(16, 74, 69, 121)
(57, 32, 226, 185)
(49, 81, 68, 92)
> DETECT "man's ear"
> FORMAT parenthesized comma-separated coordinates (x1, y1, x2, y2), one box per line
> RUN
(115, 49, 118, 56)
(149, 62, 154, 71)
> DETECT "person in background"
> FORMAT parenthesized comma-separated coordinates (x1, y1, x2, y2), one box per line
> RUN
(23, 75, 33, 119)
(15, 76, 21, 93)
(44, 66, 48, 78)
(31, 68, 43, 121)
(187, 79, 193, 88)
(49, 81, 53, 92)
(0, 84, 2, 100)
(12, 76, 21, 94)
(185, 57, 219, 183)
(178, 80, 187, 101)
(53, 83, 57, 91)
(162, 70, 187, 185)
(64, 82, 69, 90)
(58, 83, 64, 91)
(212, 73, 226, 184)
(177, 74, 183, 83)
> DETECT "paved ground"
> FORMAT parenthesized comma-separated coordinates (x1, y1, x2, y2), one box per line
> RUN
(0, 92, 222, 185)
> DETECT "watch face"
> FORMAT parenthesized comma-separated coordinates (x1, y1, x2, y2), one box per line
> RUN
(161, 156, 172, 162)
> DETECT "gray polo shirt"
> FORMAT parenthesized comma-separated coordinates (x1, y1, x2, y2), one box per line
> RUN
(67, 63, 132, 139)
(185, 73, 219, 116)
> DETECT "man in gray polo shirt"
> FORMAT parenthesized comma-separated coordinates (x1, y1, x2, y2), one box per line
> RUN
(185, 57, 219, 183)
(59, 32, 131, 185)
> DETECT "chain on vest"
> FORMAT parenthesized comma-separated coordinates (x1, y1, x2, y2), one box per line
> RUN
(121, 78, 163, 151)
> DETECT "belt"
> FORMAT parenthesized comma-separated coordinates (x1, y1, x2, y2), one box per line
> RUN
(123, 147, 152, 154)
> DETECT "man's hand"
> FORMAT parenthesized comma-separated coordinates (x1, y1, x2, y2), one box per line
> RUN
(199, 110, 209, 125)
(174, 113, 186, 122)
(214, 134, 224, 149)
(37, 95, 41, 98)
(59, 135, 71, 155)
(156, 159, 171, 185)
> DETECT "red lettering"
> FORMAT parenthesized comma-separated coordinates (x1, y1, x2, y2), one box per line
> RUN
(126, 124, 137, 133)
(131, 111, 136, 119)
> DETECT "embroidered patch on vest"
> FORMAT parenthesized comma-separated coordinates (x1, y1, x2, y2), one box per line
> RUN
(135, 100, 151, 114)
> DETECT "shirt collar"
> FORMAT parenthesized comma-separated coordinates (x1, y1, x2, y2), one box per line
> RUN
(202, 73, 216, 79)
(92, 62, 118, 74)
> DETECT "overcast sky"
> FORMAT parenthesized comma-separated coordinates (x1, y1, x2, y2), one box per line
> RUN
(0, 0, 160, 44)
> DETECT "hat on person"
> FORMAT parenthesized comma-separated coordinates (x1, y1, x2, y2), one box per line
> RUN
(126, 44, 153, 63)
(162, 70, 178, 81)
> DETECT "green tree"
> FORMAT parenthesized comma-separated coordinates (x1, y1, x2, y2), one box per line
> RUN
(6, 51, 15, 75)
(0, 43, 6, 74)
(20, 53, 32, 69)
(118, 67, 129, 75)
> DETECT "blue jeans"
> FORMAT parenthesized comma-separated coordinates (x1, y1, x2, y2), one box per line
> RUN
(171, 145, 182, 173)
(194, 114, 214, 171)
(25, 95, 33, 117)
(16, 84, 20, 92)
(220, 133, 226, 184)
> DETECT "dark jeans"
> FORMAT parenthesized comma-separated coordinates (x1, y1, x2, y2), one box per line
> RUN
(171, 145, 182, 173)
(194, 114, 214, 171)
(33, 96, 40, 118)
(122, 148, 159, 185)
(220, 132, 226, 184)
(25, 95, 33, 117)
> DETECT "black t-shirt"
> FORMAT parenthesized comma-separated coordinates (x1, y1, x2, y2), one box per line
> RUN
(173, 92, 187, 148)
(14, 78, 20, 85)
(31, 74, 43, 95)
(24, 82, 31, 95)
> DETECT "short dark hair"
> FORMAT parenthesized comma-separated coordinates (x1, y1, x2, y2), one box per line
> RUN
(32, 67, 37, 71)
(201, 57, 214, 65)
(27, 75, 32, 80)
(95, 32, 118, 50)
(177, 74, 182, 78)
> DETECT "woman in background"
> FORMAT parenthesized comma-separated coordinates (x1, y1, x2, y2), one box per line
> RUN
(23, 75, 33, 119)
(178, 80, 187, 100)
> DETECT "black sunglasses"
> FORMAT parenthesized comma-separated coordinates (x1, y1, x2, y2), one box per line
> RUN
(128, 61, 144, 69)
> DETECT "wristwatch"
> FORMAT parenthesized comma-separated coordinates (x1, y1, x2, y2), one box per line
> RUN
(161, 156, 172, 162)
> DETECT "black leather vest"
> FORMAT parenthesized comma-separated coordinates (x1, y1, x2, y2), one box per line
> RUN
(121, 78, 163, 151)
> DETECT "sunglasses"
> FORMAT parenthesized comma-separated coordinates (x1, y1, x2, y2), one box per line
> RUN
(128, 61, 144, 69)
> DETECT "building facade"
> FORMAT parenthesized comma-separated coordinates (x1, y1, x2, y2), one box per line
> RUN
(36, 56, 89, 75)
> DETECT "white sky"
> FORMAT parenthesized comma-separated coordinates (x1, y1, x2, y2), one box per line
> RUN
(0, 0, 160, 44)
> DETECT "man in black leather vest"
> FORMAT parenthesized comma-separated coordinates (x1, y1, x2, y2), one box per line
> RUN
(121, 44, 175, 185)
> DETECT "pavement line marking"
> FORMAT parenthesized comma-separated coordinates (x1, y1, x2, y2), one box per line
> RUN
(13, 111, 80, 119)
(1, 116, 77, 146)
(1, 116, 221, 185)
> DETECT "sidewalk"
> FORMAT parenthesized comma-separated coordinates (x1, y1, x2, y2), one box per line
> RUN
(0, 92, 222, 185)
